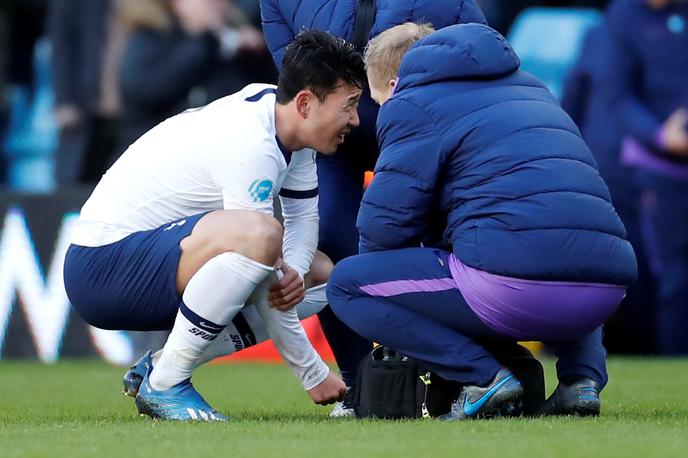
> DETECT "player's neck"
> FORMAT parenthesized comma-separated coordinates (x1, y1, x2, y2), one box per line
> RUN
(274, 102, 305, 152)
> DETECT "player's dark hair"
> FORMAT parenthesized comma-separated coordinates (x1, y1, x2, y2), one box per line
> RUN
(277, 29, 366, 104)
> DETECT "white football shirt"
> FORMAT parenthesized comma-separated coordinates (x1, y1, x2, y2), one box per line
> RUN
(72, 83, 319, 278)
(71, 84, 328, 390)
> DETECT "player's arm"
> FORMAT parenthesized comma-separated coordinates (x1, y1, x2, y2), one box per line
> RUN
(254, 282, 345, 404)
(358, 98, 446, 253)
(259, 0, 294, 70)
(271, 149, 320, 309)
(259, 151, 344, 403)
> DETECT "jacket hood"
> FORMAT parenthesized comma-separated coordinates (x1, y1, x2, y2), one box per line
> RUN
(397, 24, 520, 91)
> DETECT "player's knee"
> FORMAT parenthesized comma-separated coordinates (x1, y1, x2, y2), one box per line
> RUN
(243, 213, 283, 264)
(199, 212, 282, 265)
(305, 251, 334, 288)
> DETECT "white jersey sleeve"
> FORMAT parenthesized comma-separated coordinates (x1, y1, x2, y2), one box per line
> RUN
(253, 286, 330, 391)
(279, 149, 319, 280)
(202, 122, 282, 215)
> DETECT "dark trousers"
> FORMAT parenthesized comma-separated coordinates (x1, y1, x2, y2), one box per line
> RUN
(315, 153, 373, 387)
(638, 172, 688, 355)
(56, 115, 120, 185)
(328, 247, 609, 387)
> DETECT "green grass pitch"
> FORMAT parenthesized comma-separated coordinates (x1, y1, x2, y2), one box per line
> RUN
(1, 358, 687, 458)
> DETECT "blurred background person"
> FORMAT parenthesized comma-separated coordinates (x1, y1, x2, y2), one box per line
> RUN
(2, 0, 48, 189)
(116, 0, 273, 153)
(49, 0, 124, 185)
(561, 22, 657, 354)
(607, 0, 688, 355)
(0, 1, 8, 184)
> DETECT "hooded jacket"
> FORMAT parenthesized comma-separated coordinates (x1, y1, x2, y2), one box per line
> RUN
(358, 24, 637, 285)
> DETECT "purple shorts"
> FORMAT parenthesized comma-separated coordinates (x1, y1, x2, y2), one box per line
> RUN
(448, 255, 626, 341)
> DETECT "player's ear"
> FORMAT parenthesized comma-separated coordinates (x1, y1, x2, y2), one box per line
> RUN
(294, 90, 313, 120)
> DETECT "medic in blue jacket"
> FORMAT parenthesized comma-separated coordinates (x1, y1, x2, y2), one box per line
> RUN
(328, 23, 637, 419)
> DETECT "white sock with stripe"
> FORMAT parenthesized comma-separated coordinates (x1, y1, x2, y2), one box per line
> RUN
(149, 252, 273, 391)
(195, 283, 329, 364)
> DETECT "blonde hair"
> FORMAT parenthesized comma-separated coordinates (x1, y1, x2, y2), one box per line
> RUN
(117, 0, 172, 33)
(364, 22, 435, 89)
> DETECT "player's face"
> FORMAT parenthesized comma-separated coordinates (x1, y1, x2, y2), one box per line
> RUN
(308, 83, 362, 154)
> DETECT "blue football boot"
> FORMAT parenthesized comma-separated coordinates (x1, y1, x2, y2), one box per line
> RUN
(538, 378, 600, 417)
(135, 366, 228, 421)
(440, 368, 524, 420)
(122, 350, 153, 397)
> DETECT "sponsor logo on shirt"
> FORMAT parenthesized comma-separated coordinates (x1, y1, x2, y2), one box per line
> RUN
(248, 179, 273, 202)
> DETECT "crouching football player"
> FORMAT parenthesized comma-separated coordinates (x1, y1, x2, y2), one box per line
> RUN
(64, 30, 365, 421)
(328, 23, 637, 420)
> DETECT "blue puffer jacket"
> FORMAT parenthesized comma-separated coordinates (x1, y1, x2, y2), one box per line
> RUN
(260, 0, 486, 164)
(260, 0, 486, 68)
(358, 24, 637, 285)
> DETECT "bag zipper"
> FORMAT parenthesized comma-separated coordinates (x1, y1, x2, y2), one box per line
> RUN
(419, 371, 432, 418)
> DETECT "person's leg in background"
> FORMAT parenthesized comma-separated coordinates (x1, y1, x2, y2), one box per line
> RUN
(315, 152, 373, 391)
(54, 116, 91, 186)
(601, 168, 657, 354)
(639, 176, 688, 355)
(80, 115, 121, 183)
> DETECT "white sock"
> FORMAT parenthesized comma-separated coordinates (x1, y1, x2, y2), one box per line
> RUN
(196, 283, 329, 364)
(149, 252, 273, 391)
(296, 283, 328, 320)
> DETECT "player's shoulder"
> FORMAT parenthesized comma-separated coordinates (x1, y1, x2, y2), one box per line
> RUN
(190, 84, 276, 143)
(194, 83, 277, 124)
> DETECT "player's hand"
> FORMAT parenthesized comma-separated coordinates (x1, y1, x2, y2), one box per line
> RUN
(269, 262, 305, 312)
(661, 109, 688, 156)
(307, 371, 346, 405)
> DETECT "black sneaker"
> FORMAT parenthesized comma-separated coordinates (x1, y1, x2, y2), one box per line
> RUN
(439, 368, 524, 420)
(538, 378, 600, 417)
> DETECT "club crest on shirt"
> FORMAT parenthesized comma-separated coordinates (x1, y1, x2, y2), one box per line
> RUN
(248, 179, 273, 202)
